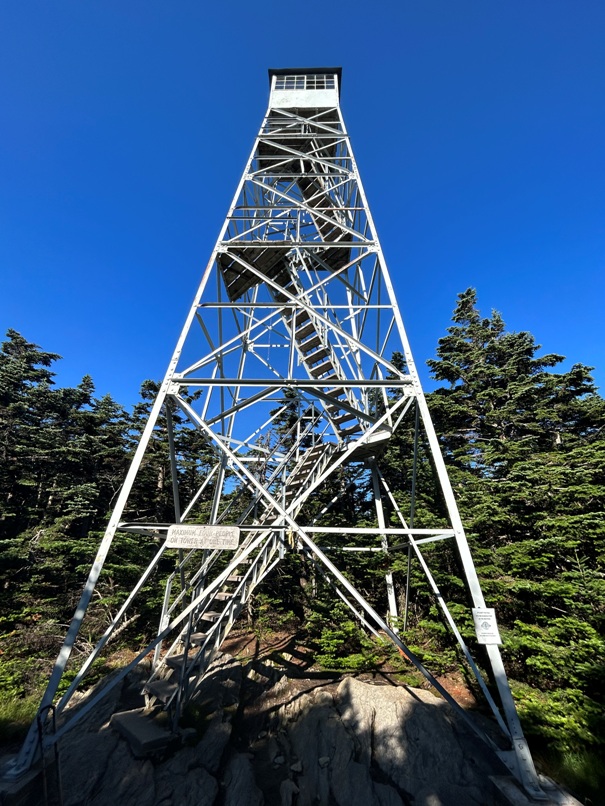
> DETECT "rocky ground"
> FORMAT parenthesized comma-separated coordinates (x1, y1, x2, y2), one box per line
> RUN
(2, 632, 583, 806)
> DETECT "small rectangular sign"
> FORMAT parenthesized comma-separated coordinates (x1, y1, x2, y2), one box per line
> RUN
(166, 524, 240, 551)
(472, 608, 503, 645)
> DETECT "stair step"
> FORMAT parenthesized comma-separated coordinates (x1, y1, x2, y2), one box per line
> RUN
(190, 632, 208, 646)
(165, 653, 200, 671)
(326, 399, 347, 412)
(145, 678, 178, 704)
(275, 286, 296, 303)
(334, 412, 356, 425)
(227, 575, 244, 583)
(200, 610, 222, 623)
(321, 375, 343, 388)
(299, 335, 321, 353)
(295, 322, 315, 340)
(300, 457, 321, 468)
(111, 708, 173, 757)
(299, 457, 320, 469)
(212, 591, 231, 601)
(341, 424, 363, 436)
(219, 247, 290, 302)
(310, 361, 334, 377)
(293, 310, 310, 326)
(296, 449, 328, 469)
(304, 348, 330, 365)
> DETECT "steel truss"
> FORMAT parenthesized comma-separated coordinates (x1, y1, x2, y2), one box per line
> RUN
(8, 68, 546, 799)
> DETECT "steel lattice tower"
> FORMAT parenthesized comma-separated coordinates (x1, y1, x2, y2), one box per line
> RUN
(9, 68, 546, 799)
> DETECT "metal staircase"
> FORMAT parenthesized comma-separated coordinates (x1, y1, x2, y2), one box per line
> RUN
(140, 528, 281, 718)
(111, 435, 340, 752)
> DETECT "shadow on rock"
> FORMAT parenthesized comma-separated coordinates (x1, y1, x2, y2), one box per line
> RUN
(47, 652, 513, 806)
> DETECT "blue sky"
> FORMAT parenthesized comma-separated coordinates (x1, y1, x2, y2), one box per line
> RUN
(1, 1, 604, 407)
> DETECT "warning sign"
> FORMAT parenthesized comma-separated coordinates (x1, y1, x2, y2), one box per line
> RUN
(472, 608, 502, 645)
(166, 525, 240, 551)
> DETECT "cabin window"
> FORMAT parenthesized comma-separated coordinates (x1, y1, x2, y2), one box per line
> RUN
(275, 74, 336, 91)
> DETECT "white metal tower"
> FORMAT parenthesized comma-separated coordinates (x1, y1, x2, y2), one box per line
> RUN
(9, 68, 546, 799)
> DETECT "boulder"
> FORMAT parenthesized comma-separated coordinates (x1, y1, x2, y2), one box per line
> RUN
(336, 677, 501, 806)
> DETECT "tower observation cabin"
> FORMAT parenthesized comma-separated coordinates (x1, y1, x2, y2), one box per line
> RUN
(269, 67, 341, 108)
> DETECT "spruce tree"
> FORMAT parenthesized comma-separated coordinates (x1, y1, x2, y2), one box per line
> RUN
(423, 291, 605, 751)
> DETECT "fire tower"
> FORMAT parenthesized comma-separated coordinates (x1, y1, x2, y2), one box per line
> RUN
(9, 68, 545, 799)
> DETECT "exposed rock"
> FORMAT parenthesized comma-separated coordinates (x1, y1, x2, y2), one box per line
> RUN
(62, 669, 129, 734)
(374, 782, 405, 806)
(155, 765, 217, 806)
(55, 653, 237, 806)
(92, 758, 156, 806)
(25, 649, 543, 806)
(279, 778, 299, 806)
(153, 744, 214, 803)
(196, 709, 233, 774)
(223, 753, 263, 806)
(274, 687, 380, 806)
(202, 653, 243, 704)
(336, 676, 503, 806)
(60, 724, 121, 806)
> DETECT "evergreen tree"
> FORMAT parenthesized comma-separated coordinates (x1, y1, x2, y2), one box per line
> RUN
(0, 330, 62, 536)
(427, 288, 601, 474)
(127, 380, 216, 524)
(422, 291, 605, 751)
(0, 331, 135, 688)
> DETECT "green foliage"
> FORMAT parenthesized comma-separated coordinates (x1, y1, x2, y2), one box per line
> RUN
(0, 696, 40, 743)
(127, 381, 215, 523)
(375, 290, 605, 762)
(250, 591, 298, 638)
(503, 618, 605, 695)
(307, 600, 385, 672)
(511, 681, 603, 751)
(427, 288, 603, 475)
(539, 747, 605, 806)
(0, 656, 32, 699)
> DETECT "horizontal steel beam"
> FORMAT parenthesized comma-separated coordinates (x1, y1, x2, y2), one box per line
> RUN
(170, 378, 414, 387)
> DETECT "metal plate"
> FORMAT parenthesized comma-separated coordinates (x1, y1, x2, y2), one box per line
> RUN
(472, 608, 503, 645)
(166, 525, 240, 550)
